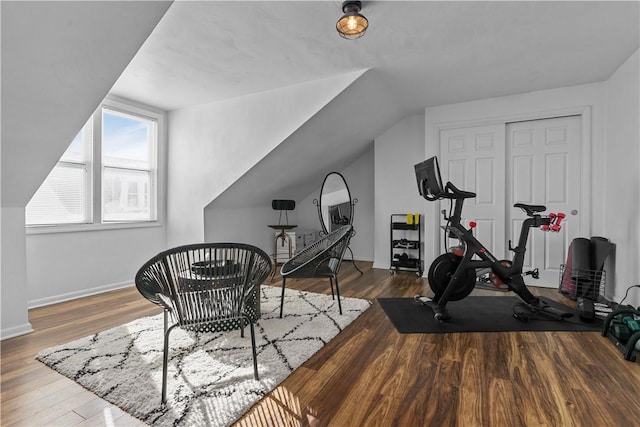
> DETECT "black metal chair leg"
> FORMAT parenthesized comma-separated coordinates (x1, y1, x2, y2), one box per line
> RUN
(250, 322, 259, 380)
(329, 277, 335, 299)
(161, 316, 176, 405)
(347, 246, 363, 275)
(279, 277, 287, 318)
(334, 276, 343, 315)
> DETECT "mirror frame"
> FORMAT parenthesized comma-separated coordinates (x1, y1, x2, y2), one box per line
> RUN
(313, 172, 358, 235)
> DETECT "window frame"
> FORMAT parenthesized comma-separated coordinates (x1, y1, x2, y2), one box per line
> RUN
(26, 95, 165, 234)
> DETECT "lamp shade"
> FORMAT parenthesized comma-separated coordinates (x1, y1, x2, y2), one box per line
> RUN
(272, 200, 295, 211)
(336, 1, 368, 40)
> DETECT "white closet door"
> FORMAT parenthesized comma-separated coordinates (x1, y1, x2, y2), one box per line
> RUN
(440, 124, 506, 258)
(506, 115, 582, 286)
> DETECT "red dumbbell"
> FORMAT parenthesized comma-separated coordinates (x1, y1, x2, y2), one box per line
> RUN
(551, 212, 565, 232)
(541, 213, 556, 231)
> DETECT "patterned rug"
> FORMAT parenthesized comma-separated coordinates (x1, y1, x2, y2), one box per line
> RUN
(36, 286, 371, 426)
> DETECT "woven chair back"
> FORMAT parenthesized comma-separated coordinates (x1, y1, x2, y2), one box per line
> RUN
(281, 225, 353, 277)
(135, 243, 272, 332)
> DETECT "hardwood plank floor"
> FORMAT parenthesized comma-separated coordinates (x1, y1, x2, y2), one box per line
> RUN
(2, 262, 638, 426)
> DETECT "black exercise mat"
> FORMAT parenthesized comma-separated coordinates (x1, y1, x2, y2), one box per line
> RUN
(378, 296, 602, 334)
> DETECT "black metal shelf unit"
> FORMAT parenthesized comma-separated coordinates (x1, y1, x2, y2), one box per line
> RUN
(389, 213, 422, 276)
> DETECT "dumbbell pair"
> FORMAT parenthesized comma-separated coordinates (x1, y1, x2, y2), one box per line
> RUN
(541, 212, 566, 232)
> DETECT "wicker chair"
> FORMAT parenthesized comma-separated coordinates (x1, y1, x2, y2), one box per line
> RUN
(279, 225, 353, 318)
(135, 243, 272, 404)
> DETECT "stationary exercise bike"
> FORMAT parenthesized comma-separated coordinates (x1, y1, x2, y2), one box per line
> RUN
(413, 156, 572, 322)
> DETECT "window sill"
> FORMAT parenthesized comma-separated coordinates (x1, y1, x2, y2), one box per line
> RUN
(26, 220, 163, 235)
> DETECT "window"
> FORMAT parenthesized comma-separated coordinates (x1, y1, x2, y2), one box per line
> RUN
(102, 108, 156, 222)
(26, 97, 163, 230)
(26, 122, 92, 225)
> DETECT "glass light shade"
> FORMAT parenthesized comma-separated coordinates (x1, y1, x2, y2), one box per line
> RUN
(336, 12, 368, 39)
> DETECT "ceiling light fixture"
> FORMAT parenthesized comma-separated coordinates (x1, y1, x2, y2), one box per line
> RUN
(336, 1, 368, 40)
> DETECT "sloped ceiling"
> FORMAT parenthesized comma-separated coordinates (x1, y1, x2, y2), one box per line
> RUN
(1, 0, 172, 207)
(209, 69, 399, 209)
(110, 1, 639, 213)
(112, 1, 639, 112)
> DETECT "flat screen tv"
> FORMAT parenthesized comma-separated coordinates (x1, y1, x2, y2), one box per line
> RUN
(414, 156, 444, 201)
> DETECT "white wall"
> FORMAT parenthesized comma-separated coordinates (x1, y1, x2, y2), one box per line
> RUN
(25, 227, 166, 308)
(604, 49, 640, 307)
(296, 189, 323, 232)
(373, 114, 426, 269)
(203, 205, 277, 257)
(167, 72, 365, 248)
(338, 146, 375, 261)
(1, 208, 31, 338)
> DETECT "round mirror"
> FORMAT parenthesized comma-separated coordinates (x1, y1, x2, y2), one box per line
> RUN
(319, 172, 352, 234)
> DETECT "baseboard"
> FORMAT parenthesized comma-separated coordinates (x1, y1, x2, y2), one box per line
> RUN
(1, 322, 34, 340)
(27, 281, 134, 309)
(347, 256, 374, 263)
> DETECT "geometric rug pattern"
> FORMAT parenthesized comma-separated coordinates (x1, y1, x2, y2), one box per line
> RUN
(37, 286, 371, 426)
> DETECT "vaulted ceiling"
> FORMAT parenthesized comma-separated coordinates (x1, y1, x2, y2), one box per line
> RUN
(111, 1, 639, 113)
(108, 1, 640, 216)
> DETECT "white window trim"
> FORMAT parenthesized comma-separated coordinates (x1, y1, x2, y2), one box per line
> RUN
(26, 95, 166, 235)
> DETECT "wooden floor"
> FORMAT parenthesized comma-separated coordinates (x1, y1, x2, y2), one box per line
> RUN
(2, 262, 639, 426)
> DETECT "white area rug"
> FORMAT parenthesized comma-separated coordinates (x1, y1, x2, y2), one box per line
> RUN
(37, 286, 370, 426)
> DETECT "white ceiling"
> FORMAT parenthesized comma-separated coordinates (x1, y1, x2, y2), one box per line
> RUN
(111, 1, 640, 112)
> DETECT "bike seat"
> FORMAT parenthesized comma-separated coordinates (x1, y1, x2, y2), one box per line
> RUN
(445, 182, 476, 199)
(514, 203, 546, 217)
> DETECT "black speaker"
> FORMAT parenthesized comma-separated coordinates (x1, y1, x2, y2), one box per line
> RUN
(272, 200, 295, 211)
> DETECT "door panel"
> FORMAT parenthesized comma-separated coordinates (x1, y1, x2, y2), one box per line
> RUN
(440, 124, 506, 258)
(506, 115, 582, 286)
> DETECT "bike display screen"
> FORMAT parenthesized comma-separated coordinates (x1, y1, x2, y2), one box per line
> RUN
(414, 156, 444, 200)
